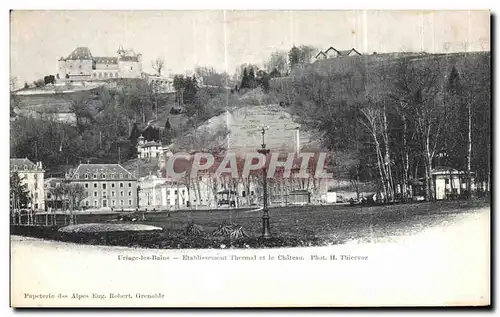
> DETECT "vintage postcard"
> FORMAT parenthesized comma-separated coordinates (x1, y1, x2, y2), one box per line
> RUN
(9, 9, 491, 307)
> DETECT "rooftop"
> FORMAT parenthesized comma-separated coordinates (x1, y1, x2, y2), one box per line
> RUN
(10, 158, 44, 172)
(70, 163, 137, 180)
(66, 47, 93, 60)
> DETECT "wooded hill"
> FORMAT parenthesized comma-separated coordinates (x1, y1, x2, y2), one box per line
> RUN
(271, 51, 490, 200)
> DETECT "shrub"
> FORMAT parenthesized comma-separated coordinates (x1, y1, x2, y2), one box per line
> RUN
(212, 222, 249, 240)
(183, 221, 205, 236)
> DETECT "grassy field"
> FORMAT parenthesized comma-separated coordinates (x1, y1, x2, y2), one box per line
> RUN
(17, 199, 489, 249)
(144, 199, 488, 241)
(66, 199, 489, 243)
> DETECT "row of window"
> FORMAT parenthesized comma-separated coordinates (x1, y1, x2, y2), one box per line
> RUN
(161, 190, 256, 197)
(92, 72, 119, 78)
(76, 173, 130, 180)
(85, 200, 133, 207)
(83, 182, 133, 189)
(12, 165, 33, 171)
(92, 191, 133, 197)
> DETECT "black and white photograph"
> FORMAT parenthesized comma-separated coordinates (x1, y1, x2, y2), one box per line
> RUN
(8, 9, 491, 307)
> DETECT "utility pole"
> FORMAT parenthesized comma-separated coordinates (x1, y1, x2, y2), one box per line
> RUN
(257, 126, 271, 238)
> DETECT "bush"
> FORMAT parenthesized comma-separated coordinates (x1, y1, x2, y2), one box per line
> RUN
(212, 222, 250, 239)
(183, 221, 205, 236)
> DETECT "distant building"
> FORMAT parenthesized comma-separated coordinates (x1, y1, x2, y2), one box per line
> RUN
(432, 166, 476, 200)
(67, 163, 138, 210)
(10, 158, 45, 210)
(137, 135, 163, 160)
(315, 51, 328, 60)
(57, 45, 143, 81)
(142, 73, 175, 93)
(405, 166, 476, 201)
(318, 47, 362, 60)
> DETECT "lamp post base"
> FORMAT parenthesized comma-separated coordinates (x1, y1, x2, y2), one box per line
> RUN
(262, 210, 271, 238)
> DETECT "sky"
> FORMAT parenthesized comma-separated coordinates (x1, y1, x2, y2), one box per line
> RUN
(10, 10, 490, 87)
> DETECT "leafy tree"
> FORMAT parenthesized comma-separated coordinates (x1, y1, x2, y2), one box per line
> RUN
(288, 45, 300, 68)
(129, 123, 142, 143)
(195, 66, 230, 87)
(256, 70, 271, 92)
(163, 118, 173, 145)
(173, 75, 186, 105)
(44, 75, 55, 85)
(183, 76, 199, 104)
(24, 82, 29, 89)
(10, 85, 19, 117)
(10, 173, 30, 210)
(33, 79, 45, 88)
(248, 68, 257, 89)
(297, 45, 317, 64)
(240, 68, 249, 89)
(51, 185, 65, 210)
(270, 68, 281, 78)
(288, 45, 316, 70)
(266, 51, 288, 76)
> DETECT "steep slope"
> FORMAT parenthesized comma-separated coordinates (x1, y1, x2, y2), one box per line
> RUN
(180, 102, 321, 153)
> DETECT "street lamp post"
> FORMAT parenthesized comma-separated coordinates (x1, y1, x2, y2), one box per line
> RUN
(137, 185, 141, 208)
(257, 126, 271, 238)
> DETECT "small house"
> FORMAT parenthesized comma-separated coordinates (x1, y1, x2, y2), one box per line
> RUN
(287, 189, 311, 205)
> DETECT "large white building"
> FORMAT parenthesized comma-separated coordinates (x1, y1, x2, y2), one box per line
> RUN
(67, 163, 138, 210)
(10, 158, 45, 210)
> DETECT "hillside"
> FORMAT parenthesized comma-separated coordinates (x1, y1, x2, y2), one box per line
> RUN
(270, 51, 490, 94)
(172, 87, 322, 153)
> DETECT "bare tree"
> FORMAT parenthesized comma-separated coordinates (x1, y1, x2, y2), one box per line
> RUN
(152, 58, 165, 76)
(393, 57, 445, 201)
(63, 183, 87, 224)
(265, 51, 289, 76)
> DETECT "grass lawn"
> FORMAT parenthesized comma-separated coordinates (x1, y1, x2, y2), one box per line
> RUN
(39, 198, 488, 249)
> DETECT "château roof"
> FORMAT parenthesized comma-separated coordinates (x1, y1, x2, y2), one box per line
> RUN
(66, 47, 93, 60)
(63, 46, 141, 63)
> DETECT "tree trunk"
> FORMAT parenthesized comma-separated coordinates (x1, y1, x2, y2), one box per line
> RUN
(466, 99, 472, 197)
(402, 115, 409, 200)
(374, 139, 388, 202)
(424, 155, 435, 201)
(382, 104, 394, 201)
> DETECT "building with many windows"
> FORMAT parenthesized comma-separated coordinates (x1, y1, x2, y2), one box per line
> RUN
(10, 158, 45, 210)
(67, 163, 138, 210)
